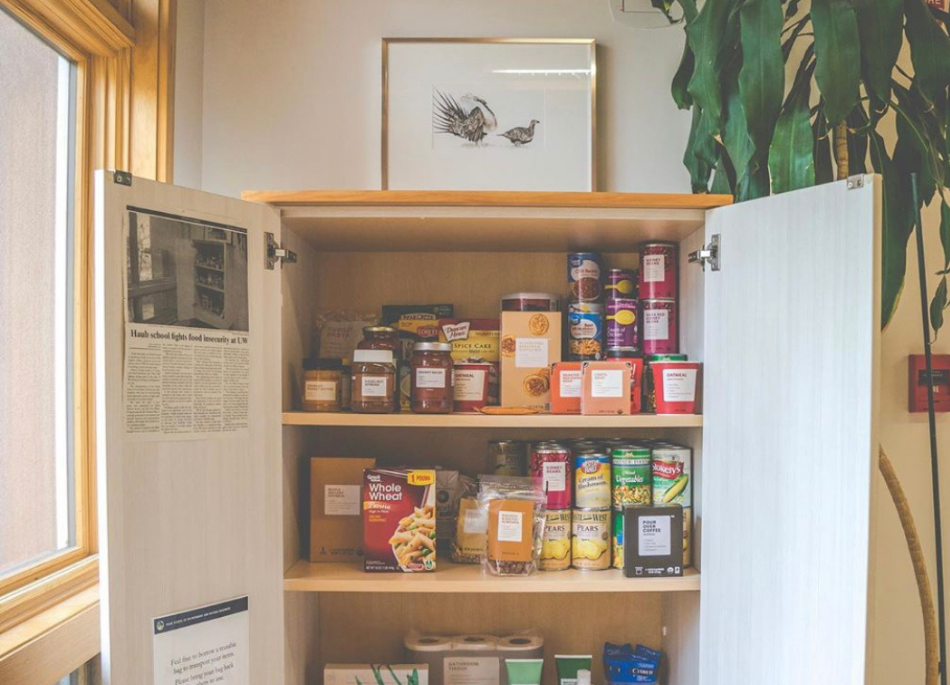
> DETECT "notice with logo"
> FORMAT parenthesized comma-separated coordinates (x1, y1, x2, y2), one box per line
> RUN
(153, 596, 249, 685)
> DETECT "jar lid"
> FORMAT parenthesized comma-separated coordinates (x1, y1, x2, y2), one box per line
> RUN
(413, 342, 452, 352)
(353, 349, 395, 364)
(501, 292, 558, 301)
(315, 358, 343, 370)
(362, 325, 396, 334)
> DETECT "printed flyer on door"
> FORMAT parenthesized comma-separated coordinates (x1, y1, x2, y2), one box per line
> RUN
(123, 207, 250, 440)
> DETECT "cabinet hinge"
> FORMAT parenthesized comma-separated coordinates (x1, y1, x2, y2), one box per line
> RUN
(688, 234, 720, 272)
(113, 170, 132, 186)
(846, 175, 865, 190)
(266, 232, 297, 270)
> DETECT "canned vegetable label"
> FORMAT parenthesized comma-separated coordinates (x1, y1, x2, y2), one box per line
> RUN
(540, 510, 572, 571)
(612, 508, 624, 569)
(574, 454, 611, 509)
(652, 446, 692, 507)
(568, 303, 604, 361)
(611, 447, 653, 507)
(606, 298, 639, 351)
(572, 509, 611, 570)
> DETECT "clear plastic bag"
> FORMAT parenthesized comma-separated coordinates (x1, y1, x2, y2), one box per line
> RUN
(451, 476, 483, 564)
(477, 476, 546, 576)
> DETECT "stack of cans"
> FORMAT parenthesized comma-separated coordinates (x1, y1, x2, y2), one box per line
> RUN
(567, 253, 605, 361)
(604, 267, 639, 359)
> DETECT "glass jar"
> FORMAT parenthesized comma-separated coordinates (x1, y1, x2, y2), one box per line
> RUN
(351, 350, 396, 414)
(301, 358, 342, 412)
(410, 342, 454, 414)
(358, 326, 400, 411)
(340, 362, 352, 410)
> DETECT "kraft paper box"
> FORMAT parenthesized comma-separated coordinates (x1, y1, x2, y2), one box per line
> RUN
(500, 312, 562, 410)
(310, 457, 376, 563)
(325, 665, 429, 685)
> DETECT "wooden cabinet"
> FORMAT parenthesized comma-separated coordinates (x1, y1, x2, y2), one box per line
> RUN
(94, 176, 881, 685)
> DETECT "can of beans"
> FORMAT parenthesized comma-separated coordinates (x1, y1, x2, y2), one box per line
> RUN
(574, 452, 611, 509)
(606, 298, 639, 351)
(501, 292, 560, 312)
(643, 354, 687, 412)
(490, 440, 526, 476)
(641, 298, 678, 355)
(652, 444, 692, 507)
(638, 242, 678, 299)
(572, 508, 611, 570)
(568, 302, 604, 361)
(540, 509, 572, 571)
(531, 442, 572, 509)
(611, 445, 653, 507)
(605, 268, 637, 299)
(568, 252, 603, 302)
(612, 507, 625, 569)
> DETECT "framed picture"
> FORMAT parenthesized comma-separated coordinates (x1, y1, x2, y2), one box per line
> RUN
(382, 38, 596, 191)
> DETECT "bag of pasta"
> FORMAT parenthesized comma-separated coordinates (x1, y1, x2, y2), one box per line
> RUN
(452, 476, 484, 564)
(478, 476, 546, 576)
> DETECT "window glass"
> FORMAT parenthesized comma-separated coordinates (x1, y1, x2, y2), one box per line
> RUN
(0, 7, 77, 577)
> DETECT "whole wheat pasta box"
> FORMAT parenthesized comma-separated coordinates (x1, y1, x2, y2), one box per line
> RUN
(363, 468, 437, 572)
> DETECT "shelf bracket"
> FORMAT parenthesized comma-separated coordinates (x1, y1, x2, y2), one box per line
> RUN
(266, 232, 298, 270)
(688, 234, 720, 272)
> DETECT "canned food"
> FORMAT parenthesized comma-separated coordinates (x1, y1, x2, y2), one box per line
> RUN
(501, 292, 560, 312)
(540, 509, 572, 571)
(652, 445, 691, 507)
(530, 442, 572, 510)
(568, 252, 603, 302)
(641, 298, 678, 355)
(612, 507, 624, 569)
(683, 506, 692, 567)
(611, 446, 653, 507)
(568, 302, 604, 361)
(575, 453, 611, 509)
(605, 268, 636, 299)
(490, 440, 526, 476)
(643, 354, 687, 412)
(572, 509, 611, 570)
(638, 242, 678, 299)
(606, 298, 639, 351)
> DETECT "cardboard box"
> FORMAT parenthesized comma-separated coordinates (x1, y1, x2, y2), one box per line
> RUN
(310, 457, 376, 563)
(581, 361, 633, 416)
(325, 665, 429, 685)
(551, 362, 582, 414)
(500, 312, 562, 410)
(623, 504, 684, 578)
(363, 468, 437, 572)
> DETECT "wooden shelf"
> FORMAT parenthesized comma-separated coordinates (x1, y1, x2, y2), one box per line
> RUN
(282, 411, 702, 429)
(284, 560, 699, 594)
(243, 190, 732, 252)
(196, 283, 225, 293)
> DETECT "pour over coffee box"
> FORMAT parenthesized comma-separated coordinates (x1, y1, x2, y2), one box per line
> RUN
(363, 468, 437, 572)
(500, 312, 562, 411)
(623, 504, 684, 578)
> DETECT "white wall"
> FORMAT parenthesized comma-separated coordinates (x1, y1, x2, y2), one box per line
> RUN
(173, 0, 205, 190)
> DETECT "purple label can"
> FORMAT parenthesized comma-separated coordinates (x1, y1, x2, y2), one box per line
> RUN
(606, 298, 639, 350)
(605, 268, 637, 299)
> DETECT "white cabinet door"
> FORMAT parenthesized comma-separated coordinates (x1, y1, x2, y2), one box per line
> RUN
(94, 173, 284, 685)
(699, 177, 880, 685)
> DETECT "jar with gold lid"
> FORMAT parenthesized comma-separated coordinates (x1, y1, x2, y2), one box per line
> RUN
(302, 358, 342, 412)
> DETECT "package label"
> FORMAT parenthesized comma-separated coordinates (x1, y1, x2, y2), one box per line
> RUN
(543, 462, 567, 493)
(463, 508, 489, 534)
(662, 369, 696, 402)
(515, 338, 549, 368)
(643, 310, 669, 341)
(361, 376, 388, 397)
(591, 369, 624, 397)
(304, 380, 337, 402)
(444, 657, 500, 685)
(560, 370, 582, 398)
(642, 254, 665, 283)
(638, 515, 672, 556)
(324, 484, 360, 516)
(454, 369, 486, 400)
(415, 368, 447, 389)
(497, 511, 524, 542)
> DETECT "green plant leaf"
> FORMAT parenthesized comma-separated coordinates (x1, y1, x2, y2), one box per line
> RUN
(738, 0, 785, 155)
(853, 0, 903, 101)
(932, 276, 948, 333)
(722, 62, 756, 186)
(813, 104, 834, 184)
(684, 108, 715, 192)
(769, 60, 816, 193)
(672, 42, 695, 109)
(892, 83, 944, 203)
(675, 0, 700, 22)
(941, 200, 950, 268)
(847, 104, 870, 174)
(905, 0, 950, 101)
(711, 150, 736, 194)
(686, 0, 738, 135)
(811, 0, 862, 123)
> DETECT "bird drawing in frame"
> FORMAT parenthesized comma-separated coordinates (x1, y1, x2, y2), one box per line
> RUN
(498, 119, 540, 146)
(432, 90, 498, 145)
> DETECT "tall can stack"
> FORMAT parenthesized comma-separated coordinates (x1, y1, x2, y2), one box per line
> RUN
(567, 253, 605, 362)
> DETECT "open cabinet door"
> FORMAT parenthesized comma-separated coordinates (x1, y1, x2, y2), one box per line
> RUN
(699, 176, 880, 685)
(94, 172, 284, 685)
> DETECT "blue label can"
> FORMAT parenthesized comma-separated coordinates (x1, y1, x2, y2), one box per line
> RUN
(568, 252, 603, 302)
(568, 302, 604, 360)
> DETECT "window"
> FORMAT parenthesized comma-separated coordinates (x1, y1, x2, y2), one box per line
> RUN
(0, 6, 77, 581)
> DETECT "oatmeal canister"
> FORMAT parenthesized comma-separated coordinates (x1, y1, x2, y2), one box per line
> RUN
(568, 252, 603, 302)
(572, 509, 611, 570)
(452, 361, 493, 412)
(531, 442, 572, 510)
(575, 453, 611, 509)
(568, 302, 604, 361)
(611, 446, 652, 507)
(605, 268, 636, 299)
(606, 298, 639, 351)
(641, 298, 678, 355)
(540, 509, 572, 571)
(638, 242, 678, 299)
(490, 440, 526, 476)
(643, 354, 686, 413)
(612, 507, 624, 569)
(652, 445, 692, 507)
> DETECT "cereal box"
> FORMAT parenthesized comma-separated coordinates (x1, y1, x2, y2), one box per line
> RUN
(363, 468, 437, 572)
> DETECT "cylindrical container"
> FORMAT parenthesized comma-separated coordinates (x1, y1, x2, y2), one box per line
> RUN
(571, 509, 611, 571)
(638, 242, 678, 299)
(612, 507, 624, 569)
(453, 362, 492, 412)
(567, 302, 604, 361)
(611, 446, 653, 507)
(358, 326, 401, 411)
(301, 358, 342, 412)
(350, 350, 396, 414)
(605, 268, 636, 299)
(574, 453, 611, 509)
(652, 444, 692, 507)
(530, 442, 572, 510)
(652, 361, 702, 414)
(404, 635, 453, 685)
(490, 440, 526, 476)
(641, 298, 678, 355)
(568, 252, 603, 302)
(501, 292, 560, 312)
(539, 509, 572, 571)
(410, 342, 454, 414)
(340, 363, 352, 410)
(643, 354, 687, 413)
(606, 298, 639, 351)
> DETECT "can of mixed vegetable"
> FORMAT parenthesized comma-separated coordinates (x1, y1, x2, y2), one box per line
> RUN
(611, 445, 653, 507)
(652, 445, 691, 507)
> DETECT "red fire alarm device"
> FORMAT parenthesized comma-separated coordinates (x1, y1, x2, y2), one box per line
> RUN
(909, 355, 950, 412)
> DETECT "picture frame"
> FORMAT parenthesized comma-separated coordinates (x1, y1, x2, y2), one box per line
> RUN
(382, 38, 597, 191)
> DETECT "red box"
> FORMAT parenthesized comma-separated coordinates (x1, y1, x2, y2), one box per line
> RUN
(909, 355, 950, 412)
(551, 362, 582, 414)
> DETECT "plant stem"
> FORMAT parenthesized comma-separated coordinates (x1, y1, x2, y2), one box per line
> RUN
(834, 120, 849, 180)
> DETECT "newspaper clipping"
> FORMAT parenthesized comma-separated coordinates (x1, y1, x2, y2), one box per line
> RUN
(124, 207, 251, 439)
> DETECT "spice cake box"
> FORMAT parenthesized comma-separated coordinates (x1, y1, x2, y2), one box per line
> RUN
(500, 312, 562, 411)
(310, 457, 376, 563)
(363, 468, 437, 572)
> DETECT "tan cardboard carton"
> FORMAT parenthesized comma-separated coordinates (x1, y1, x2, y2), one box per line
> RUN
(310, 457, 376, 562)
(499, 312, 562, 410)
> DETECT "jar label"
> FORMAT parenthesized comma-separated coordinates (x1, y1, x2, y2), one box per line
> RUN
(415, 367, 447, 389)
(643, 254, 665, 283)
(643, 309, 669, 340)
(515, 338, 549, 368)
(662, 369, 697, 402)
(454, 369, 486, 400)
(361, 375, 389, 397)
(591, 369, 624, 398)
(542, 462, 567, 493)
(559, 370, 582, 398)
(304, 379, 337, 402)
